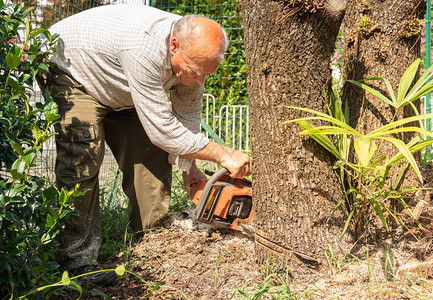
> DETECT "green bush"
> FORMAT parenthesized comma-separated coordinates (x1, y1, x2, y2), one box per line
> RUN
(0, 2, 82, 298)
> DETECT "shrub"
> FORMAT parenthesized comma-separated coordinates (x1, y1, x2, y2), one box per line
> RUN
(0, 2, 81, 298)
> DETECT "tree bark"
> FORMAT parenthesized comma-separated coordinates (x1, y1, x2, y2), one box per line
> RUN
(343, 0, 425, 146)
(342, 0, 426, 236)
(242, 0, 350, 273)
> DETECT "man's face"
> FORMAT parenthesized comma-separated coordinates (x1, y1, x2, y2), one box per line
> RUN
(170, 38, 220, 86)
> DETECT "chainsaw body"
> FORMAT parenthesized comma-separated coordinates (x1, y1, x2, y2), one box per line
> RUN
(192, 168, 253, 231)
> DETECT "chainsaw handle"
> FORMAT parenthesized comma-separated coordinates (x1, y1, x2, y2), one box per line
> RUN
(207, 167, 229, 186)
(194, 167, 229, 222)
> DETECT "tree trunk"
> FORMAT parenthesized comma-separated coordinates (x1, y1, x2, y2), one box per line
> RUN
(343, 0, 425, 146)
(242, 0, 350, 273)
(342, 0, 426, 236)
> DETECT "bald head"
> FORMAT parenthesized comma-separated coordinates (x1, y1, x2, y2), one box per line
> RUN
(172, 15, 228, 62)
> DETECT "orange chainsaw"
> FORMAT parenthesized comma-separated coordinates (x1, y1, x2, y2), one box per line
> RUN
(192, 168, 253, 231)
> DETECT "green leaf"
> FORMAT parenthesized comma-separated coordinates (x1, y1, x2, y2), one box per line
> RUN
(368, 113, 433, 137)
(369, 198, 389, 231)
(43, 186, 58, 202)
(0, 117, 11, 127)
(376, 137, 422, 183)
(21, 6, 34, 17)
(358, 76, 397, 105)
(10, 141, 24, 155)
(115, 265, 125, 276)
(59, 189, 68, 205)
(282, 106, 361, 136)
(354, 136, 376, 168)
(27, 54, 36, 62)
(375, 126, 433, 138)
(4, 211, 20, 223)
(405, 59, 433, 101)
(300, 126, 354, 136)
(389, 137, 433, 164)
(30, 123, 44, 142)
(29, 28, 47, 40)
(5, 244, 20, 256)
(404, 80, 433, 104)
(61, 271, 71, 285)
(11, 159, 26, 180)
(38, 63, 49, 73)
(397, 58, 420, 106)
(347, 80, 395, 107)
(25, 18, 30, 40)
(44, 261, 59, 271)
(298, 121, 342, 159)
(341, 194, 361, 240)
(46, 214, 55, 228)
(392, 162, 409, 190)
(44, 101, 60, 122)
(6, 51, 20, 70)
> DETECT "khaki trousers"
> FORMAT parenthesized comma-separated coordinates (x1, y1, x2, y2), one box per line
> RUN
(38, 68, 172, 270)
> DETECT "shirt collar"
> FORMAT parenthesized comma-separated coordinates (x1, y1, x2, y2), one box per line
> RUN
(164, 22, 175, 70)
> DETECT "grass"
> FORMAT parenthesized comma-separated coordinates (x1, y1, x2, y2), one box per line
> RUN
(231, 258, 312, 299)
(212, 248, 228, 289)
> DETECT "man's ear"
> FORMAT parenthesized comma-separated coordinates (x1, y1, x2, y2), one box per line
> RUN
(169, 37, 180, 55)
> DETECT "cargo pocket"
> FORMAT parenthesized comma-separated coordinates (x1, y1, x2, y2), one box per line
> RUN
(55, 124, 101, 179)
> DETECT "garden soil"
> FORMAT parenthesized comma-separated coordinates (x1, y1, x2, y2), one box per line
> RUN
(61, 207, 433, 300)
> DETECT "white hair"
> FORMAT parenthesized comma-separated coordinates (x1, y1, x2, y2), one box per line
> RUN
(173, 15, 228, 62)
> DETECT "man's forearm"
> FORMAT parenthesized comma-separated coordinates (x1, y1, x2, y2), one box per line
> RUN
(180, 141, 229, 164)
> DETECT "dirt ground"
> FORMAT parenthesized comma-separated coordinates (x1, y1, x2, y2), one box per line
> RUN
(54, 165, 433, 299)
(79, 209, 433, 300)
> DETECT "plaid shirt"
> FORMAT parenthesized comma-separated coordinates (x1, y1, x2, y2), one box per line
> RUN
(49, 4, 209, 170)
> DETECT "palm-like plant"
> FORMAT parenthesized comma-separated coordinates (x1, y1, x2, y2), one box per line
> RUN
(283, 59, 433, 238)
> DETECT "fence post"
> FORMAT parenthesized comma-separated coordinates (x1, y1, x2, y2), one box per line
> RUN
(426, 0, 432, 159)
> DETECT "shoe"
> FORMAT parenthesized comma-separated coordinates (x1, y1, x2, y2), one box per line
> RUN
(70, 265, 117, 287)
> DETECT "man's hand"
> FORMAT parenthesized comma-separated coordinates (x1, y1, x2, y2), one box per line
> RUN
(219, 148, 252, 178)
(182, 163, 207, 199)
(180, 141, 252, 178)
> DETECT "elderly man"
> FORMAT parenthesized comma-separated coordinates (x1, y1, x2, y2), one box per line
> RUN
(37, 4, 252, 286)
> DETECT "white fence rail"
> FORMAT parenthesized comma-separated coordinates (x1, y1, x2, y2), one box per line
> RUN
(202, 94, 250, 153)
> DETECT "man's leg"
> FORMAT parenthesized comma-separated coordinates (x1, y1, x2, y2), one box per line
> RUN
(38, 68, 110, 269)
(103, 109, 172, 232)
